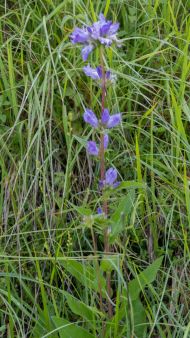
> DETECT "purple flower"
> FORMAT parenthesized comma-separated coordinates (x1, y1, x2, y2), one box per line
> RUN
(106, 113, 121, 128)
(83, 65, 115, 82)
(87, 134, 109, 157)
(97, 207, 103, 214)
(70, 27, 90, 44)
(100, 167, 120, 188)
(87, 141, 99, 156)
(101, 108, 110, 124)
(107, 71, 117, 83)
(105, 168, 118, 185)
(101, 109, 121, 128)
(106, 70, 111, 79)
(81, 44, 94, 61)
(83, 107, 121, 130)
(96, 66, 102, 78)
(70, 14, 120, 61)
(104, 134, 109, 149)
(100, 22, 112, 35)
(83, 109, 98, 128)
(90, 14, 120, 46)
(83, 65, 100, 80)
(97, 206, 107, 218)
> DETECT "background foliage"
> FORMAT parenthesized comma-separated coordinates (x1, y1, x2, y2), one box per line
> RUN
(0, 0, 190, 337)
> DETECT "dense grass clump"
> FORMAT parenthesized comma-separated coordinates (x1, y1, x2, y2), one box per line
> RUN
(1, 1, 190, 337)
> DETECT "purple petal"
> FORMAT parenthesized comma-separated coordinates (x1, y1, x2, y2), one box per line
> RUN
(101, 108, 110, 124)
(70, 27, 89, 44)
(100, 22, 112, 35)
(83, 109, 98, 128)
(113, 181, 120, 188)
(106, 113, 121, 128)
(96, 66, 102, 78)
(104, 134, 109, 149)
(99, 37, 112, 46)
(109, 73, 117, 83)
(105, 168, 117, 186)
(81, 44, 94, 61)
(99, 13, 106, 22)
(99, 180, 104, 189)
(87, 141, 99, 156)
(108, 22, 120, 35)
(83, 65, 99, 80)
(106, 70, 111, 79)
(90, 22, 101, 39)
(87, 26, 93, 33)
(97, 207, 103, 214)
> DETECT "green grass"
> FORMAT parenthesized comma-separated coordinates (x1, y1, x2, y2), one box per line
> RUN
(1, 0, 190, 337)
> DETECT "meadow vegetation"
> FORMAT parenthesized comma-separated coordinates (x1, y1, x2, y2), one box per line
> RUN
(0, 0, 190, 337)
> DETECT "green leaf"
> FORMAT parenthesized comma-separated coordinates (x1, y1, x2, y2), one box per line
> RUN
(60, 260, 106, 296)
(115, 181, 146, 191)
(100, 254, 119, 272)
(0, 325, 6, 335)
(69, 202, 92, 216)
(131, 298, 147, 338)
(109, 191, 135, 243)
(76, 206, 92, 216)
(105, 292, 146, 337)
(0, 114, 6, 123)
(104, 0, 111, 17)
(63, 291, 103, 321)
(128, 256, 163, 301)
(52, 317, 96, 338)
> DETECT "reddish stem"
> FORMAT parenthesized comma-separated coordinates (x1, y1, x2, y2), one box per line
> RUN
(99, 47, 112, 318)
(90, 228, 104, 313)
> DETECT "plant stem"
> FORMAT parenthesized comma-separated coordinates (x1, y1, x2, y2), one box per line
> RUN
(90, 227, 104, 313)
(100, 46, 113, 318)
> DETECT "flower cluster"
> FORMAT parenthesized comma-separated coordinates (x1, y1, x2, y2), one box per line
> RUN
(100, 168, 120, 189)
(70, 13, 120, 61)
(83, 108, 121, 129)
(83, 65, 116, 84)
(83, 107, 121, 185)
(70, 13, 121, 189)
(87, 134, 109, 156)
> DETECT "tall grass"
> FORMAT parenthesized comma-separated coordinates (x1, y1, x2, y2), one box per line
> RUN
(0, 0, 190, 337)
